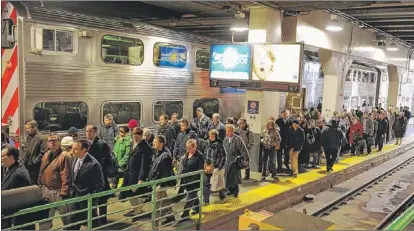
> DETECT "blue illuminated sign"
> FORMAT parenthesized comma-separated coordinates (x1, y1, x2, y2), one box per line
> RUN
(219, 88, 246, 94)
(159, 46, 187, 68)
(210, 44, 251, 80)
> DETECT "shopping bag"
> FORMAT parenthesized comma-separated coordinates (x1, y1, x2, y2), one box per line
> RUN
(211, 168, 225, 192)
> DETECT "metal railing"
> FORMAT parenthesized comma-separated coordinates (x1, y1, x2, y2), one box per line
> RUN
(2, 170, 204, 230)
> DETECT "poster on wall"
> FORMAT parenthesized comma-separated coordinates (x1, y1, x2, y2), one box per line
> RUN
(158, 46, 187, 68)
(247, 100, 259, 114)
(210, 44, 251, 81)
(252, 44, 302, 83)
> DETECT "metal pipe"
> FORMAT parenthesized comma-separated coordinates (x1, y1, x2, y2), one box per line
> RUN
(1, 185, 42, 214)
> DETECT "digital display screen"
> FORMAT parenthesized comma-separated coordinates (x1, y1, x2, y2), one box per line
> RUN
(210, 44, 251, 81)
(159, 46, 187, 68)
(252, 44, 302, 83)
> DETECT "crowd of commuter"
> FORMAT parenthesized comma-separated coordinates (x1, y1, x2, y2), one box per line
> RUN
(0, 104, 411, 229)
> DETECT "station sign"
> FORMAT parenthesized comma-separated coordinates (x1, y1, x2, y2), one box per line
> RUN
(209, 42, 304, 93)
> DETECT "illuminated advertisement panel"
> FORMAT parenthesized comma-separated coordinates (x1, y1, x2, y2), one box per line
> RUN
(210, 44, 251, 81)
(158, 46, 187, 68)
(252, 44, 302, 83)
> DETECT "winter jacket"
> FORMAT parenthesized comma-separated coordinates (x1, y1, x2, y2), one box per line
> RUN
(349, 122, 363, 144)
(194, 115, 211, 139)
(393, 116, 407, 138)
(38, 148, 71, 196)
(148, 148, 175, 188)
(173, 128, 198, 160)
(362, 117, 375, 137)
(322, 124, 346, 150)
(260, 128, 281, 149)
(181, 150, 204, 191)
(22, 131, 47, 184)
(99, 122, 119, 150)
(113, 135, 132, 170)
(158, 124, 177, 152)
(276, 117, 292, 147)
(287, 127, 305, 152)
(204, 139, 226, 170)
(376, 119, 388, 135)
(307, 127, 322, 152)
(236, 126, 254, 152)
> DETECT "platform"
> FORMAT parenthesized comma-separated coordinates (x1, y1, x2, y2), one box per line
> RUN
(47, 127, 414, 230)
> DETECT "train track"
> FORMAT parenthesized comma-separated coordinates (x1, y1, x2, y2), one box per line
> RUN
(311, 146, 414, 229)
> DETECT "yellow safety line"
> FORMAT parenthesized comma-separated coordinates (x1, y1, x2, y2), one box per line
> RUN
(194, 141, 411, 223)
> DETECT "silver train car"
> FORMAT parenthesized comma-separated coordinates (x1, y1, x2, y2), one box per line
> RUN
(1, 2, 246, 143)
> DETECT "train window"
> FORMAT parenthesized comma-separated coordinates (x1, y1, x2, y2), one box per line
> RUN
(352, 70, 358, 82)
(153, 42, 187, 68)
(153, 101, 184, 122)
(369, 73, 376, 83)
(345, 70, 351, 81)
(362, 72, 369, 83)
(195, 48, 210, 69)
(33, 101, 88, 132)
(193, 98, 219, 119)
(102, 35, 144, 65)
(357, 71, 362, 82)
(43, 29, 73, 53)
(102, 101, 141, 125)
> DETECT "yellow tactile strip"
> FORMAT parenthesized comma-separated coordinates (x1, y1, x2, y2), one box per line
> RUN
(192, 138, 414, 223)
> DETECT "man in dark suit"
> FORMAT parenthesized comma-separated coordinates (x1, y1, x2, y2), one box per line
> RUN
(68, 140, 105, 230)
(85, 125, 112, 224)
(1, 147, 34, 230)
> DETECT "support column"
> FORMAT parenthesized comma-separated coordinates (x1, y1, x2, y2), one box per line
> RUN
(387, 64, 399, 108)
(245, 7, 283, 172)
(318, 49, 352, 120)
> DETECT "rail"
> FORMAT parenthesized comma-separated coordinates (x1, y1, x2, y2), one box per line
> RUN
(2, 170, 204, 230)
(375, 192, 414, 230)
(312, 143, 414, 218)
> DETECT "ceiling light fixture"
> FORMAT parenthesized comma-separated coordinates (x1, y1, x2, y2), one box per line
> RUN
(326, 15, 343, 32)
(387, 41, 399, 51)
(230, 18, 248, 32)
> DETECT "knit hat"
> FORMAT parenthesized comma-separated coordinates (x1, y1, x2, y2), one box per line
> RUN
(67, 127, 78, 135)
(292, 119, 299, 125)
(61, 136, 73, 147)
(128, 119, 138, 129)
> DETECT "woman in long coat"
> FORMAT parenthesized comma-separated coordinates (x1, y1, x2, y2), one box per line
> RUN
(119, 127, 152, 221)
(393, 112, 407, 145)
(223, 124, 249, 198)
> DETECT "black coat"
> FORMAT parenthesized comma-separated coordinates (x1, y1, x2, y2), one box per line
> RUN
(276, 117, 292, 147)
(204, 139, 226, 170)
(22, 132, 47, 184)
(1, 163, 34, 230)
(322, 125, 346, 150)
(377, 119, 388, 135)
(1, 162, 31, 191)
(394, 116, 407, 138)
(158, 125, 177, 151)
(119, 141, 152, 199)
(287, 127, 305, 152)
(307, 127, 322, 153)
(173, 129, 198, 160)
(71, 154, 105, 197)
(88, 136, 112, 192)
(181, 150, 204, 191)
(148, 148, 175, 188)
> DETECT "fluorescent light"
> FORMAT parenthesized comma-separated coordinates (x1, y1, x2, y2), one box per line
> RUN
(230, 19, 249, 32)
(387, 42, 399, 51)
(326, 15, 343, 32)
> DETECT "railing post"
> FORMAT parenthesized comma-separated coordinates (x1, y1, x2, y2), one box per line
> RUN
(87, 198, 93, 230)
(151, 183, 157, 230)
(198, 171, 204, 230)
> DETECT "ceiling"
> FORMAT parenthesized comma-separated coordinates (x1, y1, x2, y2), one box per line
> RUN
(34, 1, 414, 48)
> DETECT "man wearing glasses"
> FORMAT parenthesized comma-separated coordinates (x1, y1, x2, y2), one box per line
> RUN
(37, 133, 72, 230)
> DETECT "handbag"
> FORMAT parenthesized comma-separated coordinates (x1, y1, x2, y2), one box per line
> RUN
(235, 156, 249, 169)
